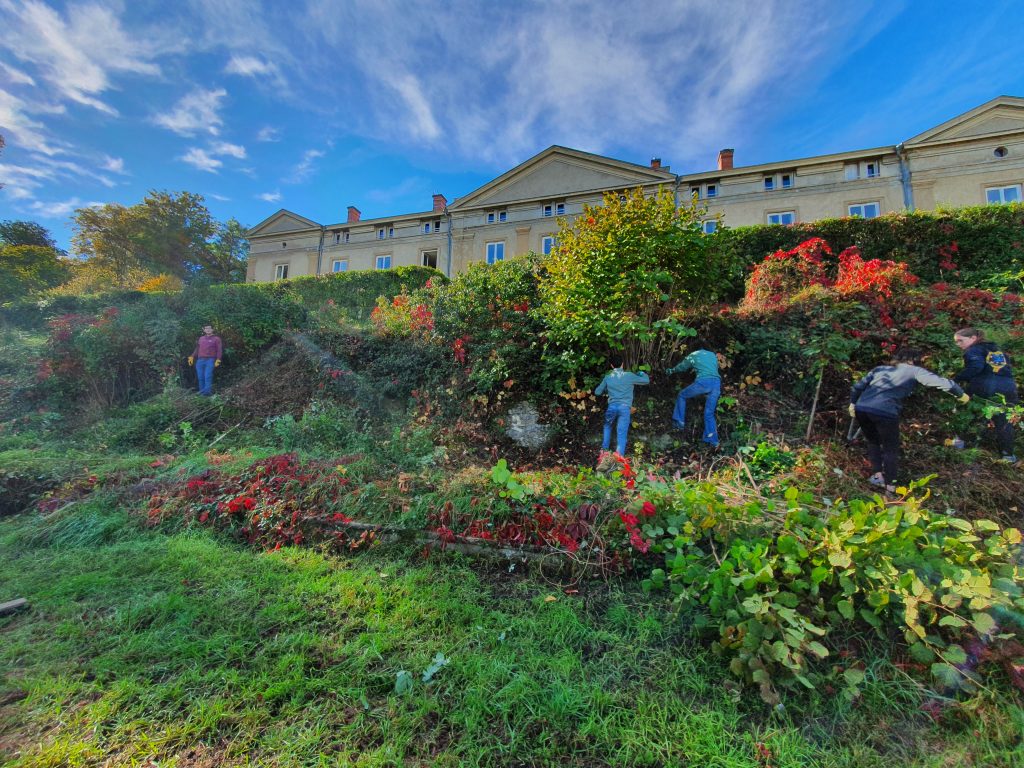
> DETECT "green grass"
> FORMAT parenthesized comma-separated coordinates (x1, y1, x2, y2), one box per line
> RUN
(2, 501, 1022, 767)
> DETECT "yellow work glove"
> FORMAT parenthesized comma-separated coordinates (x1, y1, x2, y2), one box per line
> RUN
(214, 360, 221, 367)
(848, 403, 856, 418)
(188, 356, 194, 366)
(957, 393, 970, 404)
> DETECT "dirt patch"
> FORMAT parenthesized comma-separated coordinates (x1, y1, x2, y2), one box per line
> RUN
(222, 342, 318, 420)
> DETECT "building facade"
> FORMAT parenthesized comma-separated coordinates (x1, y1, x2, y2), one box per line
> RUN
(247, 96, 1024, 283)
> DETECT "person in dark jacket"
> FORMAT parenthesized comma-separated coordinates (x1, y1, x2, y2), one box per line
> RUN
(188, 324, 223, 396)
(850, 348, 968, 492)
(953, 327, 1018, 463)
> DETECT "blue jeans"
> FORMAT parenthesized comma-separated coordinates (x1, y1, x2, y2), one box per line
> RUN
(196, 357, 215, 396)
(602, 403, 632, 456)
(672, 377, 720, 446)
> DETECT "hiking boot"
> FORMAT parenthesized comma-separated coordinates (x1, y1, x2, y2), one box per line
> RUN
(868, 472, 886, 487)
(999, 454, 1018, 464)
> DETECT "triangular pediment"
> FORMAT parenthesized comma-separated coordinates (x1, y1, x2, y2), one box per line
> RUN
(247, 209, 320, 237)
(905, 96, 1024, 146)
(450, 146, 675, 209)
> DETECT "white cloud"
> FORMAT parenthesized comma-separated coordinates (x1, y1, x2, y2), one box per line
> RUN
(102, 155, 126, 174)
(209, 193, 231, 201)
(180, 147, 223, 173)
(0, 0, 169, 115)
(224, 54, 282, 80)
(210, 141, 247, 159)
(288, 148, 324, 183)
(154, 88, 228, 137)
(28, 196, 103, 219)
(257, 190, 282, 202)
(256, 126, 280, 142)
(0, 88, 66, 156)
(0, 60, 35, 85)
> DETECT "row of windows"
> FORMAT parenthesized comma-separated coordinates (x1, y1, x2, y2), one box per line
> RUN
(280, 185, 1023, 261)
(690, 163, 879, 200)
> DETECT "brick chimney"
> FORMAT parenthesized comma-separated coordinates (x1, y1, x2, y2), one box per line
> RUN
(347, 206, 361, 223)
(432, 193, 447, 213)
(717, 149, 734, 171)
(650, 157, 661, 169)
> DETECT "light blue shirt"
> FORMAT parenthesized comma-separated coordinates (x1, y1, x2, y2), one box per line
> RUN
(594, 368, 650, 406)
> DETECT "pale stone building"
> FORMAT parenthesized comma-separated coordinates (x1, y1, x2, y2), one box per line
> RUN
(247, 96, 1024, 283)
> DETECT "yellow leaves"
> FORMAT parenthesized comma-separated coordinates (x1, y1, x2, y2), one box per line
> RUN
(739, 371, 762, 391)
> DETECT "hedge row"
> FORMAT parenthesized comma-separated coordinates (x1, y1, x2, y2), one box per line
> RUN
(0, 265, 442, 330)
(710, 202, 1024, 299)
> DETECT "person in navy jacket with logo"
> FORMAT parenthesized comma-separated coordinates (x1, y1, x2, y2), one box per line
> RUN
(953, 327, 1018, 463)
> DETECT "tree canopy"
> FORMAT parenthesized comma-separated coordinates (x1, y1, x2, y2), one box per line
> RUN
(71, 191, 247, 286)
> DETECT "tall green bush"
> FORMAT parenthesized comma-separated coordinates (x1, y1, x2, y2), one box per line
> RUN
(538, 188, 710, 377)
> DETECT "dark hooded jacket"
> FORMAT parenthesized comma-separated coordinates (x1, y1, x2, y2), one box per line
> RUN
(851, 363, 963, 418)
(954, 341, 1017, 398)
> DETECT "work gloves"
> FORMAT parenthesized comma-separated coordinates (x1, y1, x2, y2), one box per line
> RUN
(957, 393, 970, 404)
(215, 360, 221, 367)
(187, 356, 194, 366)
(848, 403, 857, 418)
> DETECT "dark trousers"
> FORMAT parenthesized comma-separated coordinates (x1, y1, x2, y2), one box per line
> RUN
(855, 411, 901, 484)
(973, 385, 1018, 457)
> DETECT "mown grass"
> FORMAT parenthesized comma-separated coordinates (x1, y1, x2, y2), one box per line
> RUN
(2, 500, 1022, 767)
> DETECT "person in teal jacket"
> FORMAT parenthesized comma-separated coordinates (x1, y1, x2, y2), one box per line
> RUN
(666, 341, 721, 447)
(594, 361, 650, 460)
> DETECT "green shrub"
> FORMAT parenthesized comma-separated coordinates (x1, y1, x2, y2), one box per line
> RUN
(633, 479, 1023, 704)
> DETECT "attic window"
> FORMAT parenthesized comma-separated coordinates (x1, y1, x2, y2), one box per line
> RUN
(282, 242, 287, 248)
(994, 146, 1008, 158)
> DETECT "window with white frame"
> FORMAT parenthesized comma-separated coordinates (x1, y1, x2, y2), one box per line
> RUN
(767, 211, 796, 225)
(375, 255, 392, 270)
(986, 184, 1022, 204)
(342, 230, 350, 243)
(332, 259, 348, 272)
(689, 187, 702, 200)
(764, 176, 775, 191)
(274, 263, 289, 280)
(334, 232, 341, 244)
(486, 241, 505, 264)
(706, 183, 718, 198)
(781, 173, 793, 189)
(377, 227, 386, 240)
(486, 210, 507, 224)
(421, 250, 438, 269)
(556, 202, 565, 215)
(702, 220, 718, 234)
(845, 160, 881, 181)
(848, 202, 881, 219)
(541, 236, 556, 255)
(423, 222, 432, 234)
(433, 219, 441, 232)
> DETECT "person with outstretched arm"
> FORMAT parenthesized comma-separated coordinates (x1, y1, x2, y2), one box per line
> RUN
(666, 340, 721, 448)
(594, 361, 649, 468)
(849, 347, 968, 493)
(952, 327, 1018, 463)
(188, 324, 223, 396)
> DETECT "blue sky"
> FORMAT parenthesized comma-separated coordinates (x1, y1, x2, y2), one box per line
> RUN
(2, 0, 1024, 251)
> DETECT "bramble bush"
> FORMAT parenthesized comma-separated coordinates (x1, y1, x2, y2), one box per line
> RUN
(628, 477, 1024, 704)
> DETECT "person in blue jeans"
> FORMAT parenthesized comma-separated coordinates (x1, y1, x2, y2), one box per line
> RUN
(666, 341, 721, 447)
(594, 361, 650, 466)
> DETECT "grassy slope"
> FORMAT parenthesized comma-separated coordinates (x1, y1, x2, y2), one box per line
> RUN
(2, 500, 1022, 767)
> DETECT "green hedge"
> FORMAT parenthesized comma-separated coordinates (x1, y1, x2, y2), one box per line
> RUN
(711, 203, 1024, 299)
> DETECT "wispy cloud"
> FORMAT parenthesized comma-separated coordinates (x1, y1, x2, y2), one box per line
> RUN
(0, 60, 35, 86)
(366, 176, 429, 205)
(256, 126, 280, 142)
(154, 87, 228, 136)
(0, 89, 67, 156)
(180, 147, 223, 173)
(209, 192, 231, 201)
(101, 156, 127, 174)
(257, 190, 282, 202)
(210, 141, 246, 159)
(0, 0, 168, 115)
(287, 148, 324, 183)
(224, 54, 284, 86)
(28, 196, 103, 219)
